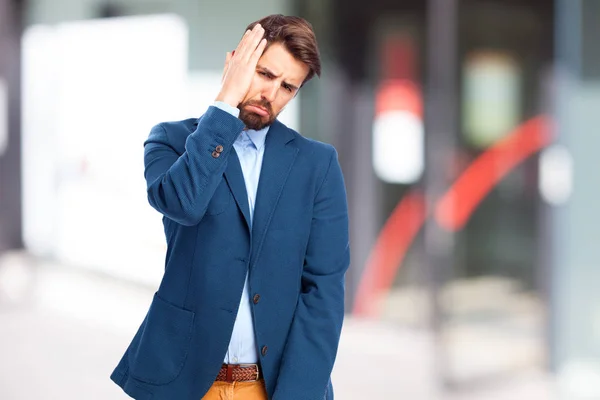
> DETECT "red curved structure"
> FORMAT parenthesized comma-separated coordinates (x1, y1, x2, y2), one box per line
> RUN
(352, 115, 554, 317)
(436, 116, 553, 231)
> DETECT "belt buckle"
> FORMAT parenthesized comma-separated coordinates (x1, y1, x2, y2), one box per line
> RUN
(238, 363, 260, 382)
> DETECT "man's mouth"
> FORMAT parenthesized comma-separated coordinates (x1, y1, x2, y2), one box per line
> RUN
(246, 104, 270, 117)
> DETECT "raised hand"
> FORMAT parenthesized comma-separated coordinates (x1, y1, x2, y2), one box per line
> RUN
(216, 24, 267, 108)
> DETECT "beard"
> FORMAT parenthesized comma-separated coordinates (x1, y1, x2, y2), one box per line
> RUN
(238, 99, 277, 130)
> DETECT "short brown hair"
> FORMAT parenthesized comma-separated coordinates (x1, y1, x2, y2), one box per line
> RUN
(246, 14, 321, 85)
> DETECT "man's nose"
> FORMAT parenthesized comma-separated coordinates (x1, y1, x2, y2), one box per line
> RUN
(262, 83, 278, 103)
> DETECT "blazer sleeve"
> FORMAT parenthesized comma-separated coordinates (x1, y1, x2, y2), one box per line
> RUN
(272, 147, 351, 400)
(144, 106, 245, 226)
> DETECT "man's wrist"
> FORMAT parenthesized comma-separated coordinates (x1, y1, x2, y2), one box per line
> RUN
(213, 101, 241, 118)
(214, 92, 239, 109)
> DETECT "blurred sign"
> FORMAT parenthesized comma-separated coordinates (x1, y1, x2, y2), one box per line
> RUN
(371, 31, 424, 185)
(372, 79, 424, 184)
(463, 51, 521, 149)
(22, 15, 189, 286)
(539, 144, 573, 205)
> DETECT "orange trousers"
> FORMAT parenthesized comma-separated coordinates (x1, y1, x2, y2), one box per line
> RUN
(201, 380, 268, 400)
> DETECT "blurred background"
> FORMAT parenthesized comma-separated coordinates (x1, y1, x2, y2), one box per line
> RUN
(0, 0, 599, 398)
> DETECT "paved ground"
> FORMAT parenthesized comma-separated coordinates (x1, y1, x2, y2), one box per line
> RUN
(0, 253, 556, 399)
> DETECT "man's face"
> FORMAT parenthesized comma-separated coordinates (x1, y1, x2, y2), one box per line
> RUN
(238, 42, 309, 130)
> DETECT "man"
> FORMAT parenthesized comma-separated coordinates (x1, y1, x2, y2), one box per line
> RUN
(111, 14, 350, 400)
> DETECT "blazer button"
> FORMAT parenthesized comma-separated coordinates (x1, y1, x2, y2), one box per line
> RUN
(211, 151, 220, 158)
(215, 145, 224, 153)
(253, 294, 260, 304)
(261, 346, 268, 356)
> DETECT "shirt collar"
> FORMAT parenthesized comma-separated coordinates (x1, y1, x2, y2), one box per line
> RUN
(243, 126, 269, 151)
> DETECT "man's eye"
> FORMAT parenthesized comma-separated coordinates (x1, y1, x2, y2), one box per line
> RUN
(259, 71, 268, 76)
(283, 85, 292, 92)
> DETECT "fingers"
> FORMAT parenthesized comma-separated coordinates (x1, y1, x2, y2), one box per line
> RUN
(235, 24, 265, 61)
(250, 38, 268, 64)
(233, 29, 252, 55)
(217, 24, 266, 106)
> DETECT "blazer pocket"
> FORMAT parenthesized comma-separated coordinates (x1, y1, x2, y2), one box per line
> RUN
(128, 292, 195, 385)
(205, 179, 232, 216)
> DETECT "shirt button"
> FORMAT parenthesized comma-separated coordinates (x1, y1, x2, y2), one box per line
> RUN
(233, 357, 238, 363)
(253, 294, 260, 304)
(211, 151, 220, 158)
(261, 346, 268, 356)
(216, 145, 224, 153)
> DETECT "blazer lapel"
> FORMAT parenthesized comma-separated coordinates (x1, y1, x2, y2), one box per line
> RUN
(224, 148, 252, 231)
(250, 120, 298, 269)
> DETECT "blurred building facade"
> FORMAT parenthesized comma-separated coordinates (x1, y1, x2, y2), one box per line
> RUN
(1, 0, 599, 397)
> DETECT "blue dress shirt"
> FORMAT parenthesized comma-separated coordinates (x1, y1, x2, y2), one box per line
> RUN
(214, 101, 269, 364)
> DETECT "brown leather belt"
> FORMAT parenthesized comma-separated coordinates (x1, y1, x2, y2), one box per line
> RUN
(216, 364, 261, 383)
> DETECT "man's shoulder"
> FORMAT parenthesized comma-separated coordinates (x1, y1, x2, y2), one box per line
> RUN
(298, 135, 336, 155)
(276, 120, 336, 160)
(294, 134, 338, 173)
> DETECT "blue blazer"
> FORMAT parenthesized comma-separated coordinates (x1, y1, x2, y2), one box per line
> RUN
(111, 106, 350, 400)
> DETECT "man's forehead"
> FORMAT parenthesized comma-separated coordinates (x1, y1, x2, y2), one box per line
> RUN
(258, 44, 308, 84)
